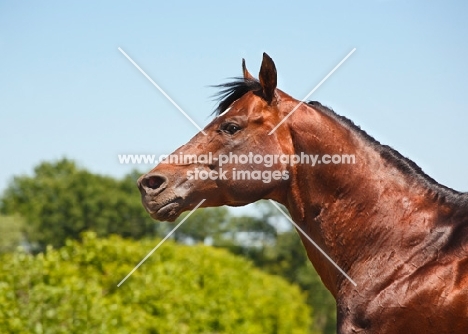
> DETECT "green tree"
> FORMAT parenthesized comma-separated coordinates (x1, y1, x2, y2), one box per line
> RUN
(0, 216, 26, 253)
(1, 160, 336, 332)
(170, 206, 277, 247)
(0, 159, 154, 249)
(0, 232, 312, 333)
(215, 201, 337, 334)
(258, 230, 337, 334)
(171, 206, 231, 243)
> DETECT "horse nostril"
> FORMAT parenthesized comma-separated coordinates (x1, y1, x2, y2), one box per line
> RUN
(143, 174, 167, 191)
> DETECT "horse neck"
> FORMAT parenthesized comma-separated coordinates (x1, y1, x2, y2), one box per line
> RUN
(281, 104, 444, 297)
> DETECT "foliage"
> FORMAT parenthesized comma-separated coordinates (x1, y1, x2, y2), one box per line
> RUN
(246, 230, 337, 334)
(168, 206, 276, 246)
(0, 160, 336, 332)
(0, 232, 312, 334)
(171, 206, 231, 243)
(0, 216, 26, 253)
(218, 202, 337, 334)
(0, 159, 155, 249)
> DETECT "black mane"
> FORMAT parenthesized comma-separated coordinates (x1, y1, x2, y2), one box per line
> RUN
(212, 78, 261, 115)
(306, 101, 467, 205)
(211, 79, 467, 205)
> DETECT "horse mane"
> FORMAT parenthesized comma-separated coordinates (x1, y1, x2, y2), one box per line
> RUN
(212, 78, 262, 116)
(212, 79, 467, 206)
(306, 101, 468, 205)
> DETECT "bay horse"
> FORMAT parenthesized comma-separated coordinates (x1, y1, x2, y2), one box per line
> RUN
(137, 53, 468, 333)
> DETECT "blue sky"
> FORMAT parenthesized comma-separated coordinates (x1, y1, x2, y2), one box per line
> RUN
(1, 1, 467, 204)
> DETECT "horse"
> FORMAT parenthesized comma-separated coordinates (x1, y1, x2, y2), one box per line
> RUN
(137, 53, 468, 333)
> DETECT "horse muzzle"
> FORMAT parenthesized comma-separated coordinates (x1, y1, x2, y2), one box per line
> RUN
(137, 172, 187, 221)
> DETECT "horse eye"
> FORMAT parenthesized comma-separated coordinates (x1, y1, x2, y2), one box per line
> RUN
(221, 123, 242, 135)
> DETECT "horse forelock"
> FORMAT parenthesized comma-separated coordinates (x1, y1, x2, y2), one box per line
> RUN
(212, 78, 262, 116)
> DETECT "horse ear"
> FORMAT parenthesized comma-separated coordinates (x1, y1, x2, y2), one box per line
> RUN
(242, 58, 255, 80)
(258, 52, 277, 104)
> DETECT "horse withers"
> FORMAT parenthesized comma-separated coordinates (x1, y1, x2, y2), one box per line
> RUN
(137, 53, 468, 333)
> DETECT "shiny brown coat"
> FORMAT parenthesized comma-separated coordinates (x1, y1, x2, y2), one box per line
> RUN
(138, 54, 468, 333)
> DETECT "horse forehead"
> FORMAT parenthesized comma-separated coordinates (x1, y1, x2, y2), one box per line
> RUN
(216, 98, 248, 118)
(216, 93, 261, 119)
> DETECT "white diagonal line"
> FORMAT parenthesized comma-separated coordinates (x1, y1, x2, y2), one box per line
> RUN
(117, 199, 206, 287)
(118, 47, 207, 135)
(268, 200, 357, 286)
(268, 48, 356, 135)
